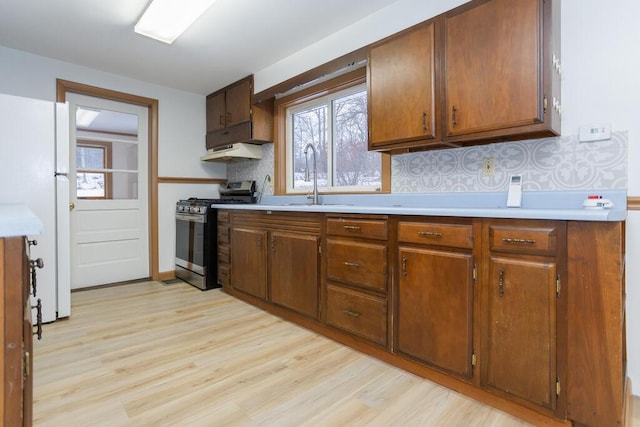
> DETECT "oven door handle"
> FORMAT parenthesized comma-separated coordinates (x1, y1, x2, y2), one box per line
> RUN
(176, 213, 206, 223)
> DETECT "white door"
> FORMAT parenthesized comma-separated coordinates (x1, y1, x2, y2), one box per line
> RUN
(67, 93, 149, 288)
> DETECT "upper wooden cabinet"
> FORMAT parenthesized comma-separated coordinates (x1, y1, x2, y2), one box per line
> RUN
(205, 76, 274, 150)
(368, 21, 437, 149)
(367, 0, 560, 152)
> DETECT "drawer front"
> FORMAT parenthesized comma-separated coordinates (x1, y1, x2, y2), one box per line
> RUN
(218, 265, 230, 287)
(327, 238, 387, 292)
(398, 222, 473, 249)
(327, 217, 387, 240)
(217, 245, 230, 264)
(217, 227, 230, 245)
(218, 210, 230, 223)
(326, 284, 387, 346)
(489, 224, 557, 256)
(206, 121, 252, 149)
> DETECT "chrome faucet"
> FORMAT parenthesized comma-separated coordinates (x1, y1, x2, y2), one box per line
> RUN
(304, 143, 319, 205)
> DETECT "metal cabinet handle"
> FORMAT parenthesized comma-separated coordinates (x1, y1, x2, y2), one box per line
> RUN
(502, 238, 536, 244)
(402, 255, 408, 277)
(227, 112, 232, 124)
(32, 298, 42, 340)
(343, 261, 360, 268)
(257, 235, 262, 248)
(498, 268, 505, 298)
(452, 105, 457, 127)
(30, 258, 43, 297)
(343, 309, 360, 318)
(418, 231, 442, 238)
(343, 225, 361, 231)
(23, 351, 30, 379)
(422, 111, 428, 132)
(219, 114, 224, 126)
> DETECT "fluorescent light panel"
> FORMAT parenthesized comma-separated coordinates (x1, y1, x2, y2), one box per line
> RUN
(135, 0, 217, 44)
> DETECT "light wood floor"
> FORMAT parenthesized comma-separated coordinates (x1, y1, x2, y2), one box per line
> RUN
(32, 281, 637, 427)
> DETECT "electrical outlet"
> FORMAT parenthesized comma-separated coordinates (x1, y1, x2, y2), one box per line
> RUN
(482, 157, 495, 176)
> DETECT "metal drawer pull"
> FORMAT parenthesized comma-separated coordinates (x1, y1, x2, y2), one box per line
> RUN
(343, 225, 361, 231)
(502, 238, 536, 244)
(343, 309, 360, 318)
(32, 298, 42, 340)
(498, 268, 504, 298)
(343, 261, 360, 268)
(418, 231, 442, 237)
(402, 255, 407, 277)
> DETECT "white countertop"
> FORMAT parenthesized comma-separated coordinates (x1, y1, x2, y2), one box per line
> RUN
(0, 204, 43, 237)
(215, 190, 627, 222)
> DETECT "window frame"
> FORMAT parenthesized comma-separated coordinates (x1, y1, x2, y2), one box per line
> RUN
(274, 67, 390, 195)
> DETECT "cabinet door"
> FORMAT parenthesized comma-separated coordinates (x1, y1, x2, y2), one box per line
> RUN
(270, 231, 319, 318)
(230, 228, 267, 299)
(225, 78, 252, 127)
(206, 92, 226, 132)
(482, 255, 557, 410)
(445, 0, 541, 136)
(368, 21, 436, 147)
(397, 246, 474, 378)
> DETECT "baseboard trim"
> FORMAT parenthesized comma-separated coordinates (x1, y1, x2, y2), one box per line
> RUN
(158, 270, 176, 281)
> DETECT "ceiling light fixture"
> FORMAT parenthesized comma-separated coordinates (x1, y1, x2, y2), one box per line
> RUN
(76, 108, 100, 127)
(134, 0, 217, 44)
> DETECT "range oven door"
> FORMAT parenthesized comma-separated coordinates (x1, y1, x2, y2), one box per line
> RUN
(175, 212, 206, 276)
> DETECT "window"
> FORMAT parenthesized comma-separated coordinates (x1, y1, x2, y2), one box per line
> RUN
(76, 141, 111, 199)
(276, 69, 389, 195)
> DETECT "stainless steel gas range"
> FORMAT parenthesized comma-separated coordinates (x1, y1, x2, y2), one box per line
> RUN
(175, 180, 255, 290)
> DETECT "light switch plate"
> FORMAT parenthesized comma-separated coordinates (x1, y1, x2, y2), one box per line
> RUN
(579, 124, 611, 142)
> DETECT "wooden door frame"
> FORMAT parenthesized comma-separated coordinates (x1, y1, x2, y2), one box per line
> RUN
(56, 79, 160, 281)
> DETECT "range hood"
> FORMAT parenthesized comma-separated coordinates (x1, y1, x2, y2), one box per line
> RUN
(200, 143, 262, 162)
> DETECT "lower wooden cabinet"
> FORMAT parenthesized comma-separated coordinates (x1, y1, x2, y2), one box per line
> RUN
(230, 227, 267, 299)
(326, 284, 387, 345)
(229, 211, 321, 319)
(222, 210, 626, 427)
(397, 245, 474, 378)
(270, 231, 319, 318)
(1, 236, 33, 426)
(480, 220, 566, 416)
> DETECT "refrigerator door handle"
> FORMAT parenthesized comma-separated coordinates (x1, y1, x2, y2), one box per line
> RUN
(54, 172, 68, 177)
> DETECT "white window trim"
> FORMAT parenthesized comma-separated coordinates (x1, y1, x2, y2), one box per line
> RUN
(284, 82, 379, 194)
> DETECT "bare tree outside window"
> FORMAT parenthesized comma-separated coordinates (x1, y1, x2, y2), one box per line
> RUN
(333, 90, 380, 187)
(288, 85, 381, 192)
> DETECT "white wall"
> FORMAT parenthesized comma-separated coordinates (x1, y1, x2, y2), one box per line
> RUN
(0, 45, 226, 274)
(255, 0, 640, 392)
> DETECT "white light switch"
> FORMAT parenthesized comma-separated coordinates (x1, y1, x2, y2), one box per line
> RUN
(579, 124, 611, 142)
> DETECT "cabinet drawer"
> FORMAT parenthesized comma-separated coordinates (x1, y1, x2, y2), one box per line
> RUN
(326, 217, 387, 240)
(326, 284, 387, 346)
(218, 265, 229, 287)
(489, 224, 557, 256)
(218, 210, 230, 223)
(398, 221, 473, 249)
(327, 238, 387, 292)
(217, 245, 229, 264)
(206, 121, 252, 149)
(217, 227, 230, 244)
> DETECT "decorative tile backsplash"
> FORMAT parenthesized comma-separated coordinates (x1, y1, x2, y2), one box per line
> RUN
(228, 144, 275, 196)
(228, 132, 628, 194)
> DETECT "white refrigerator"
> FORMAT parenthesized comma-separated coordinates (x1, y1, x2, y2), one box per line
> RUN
(0, 93, 71, 322)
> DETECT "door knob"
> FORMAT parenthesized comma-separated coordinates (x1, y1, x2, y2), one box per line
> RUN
(69, 202, 75, 211)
